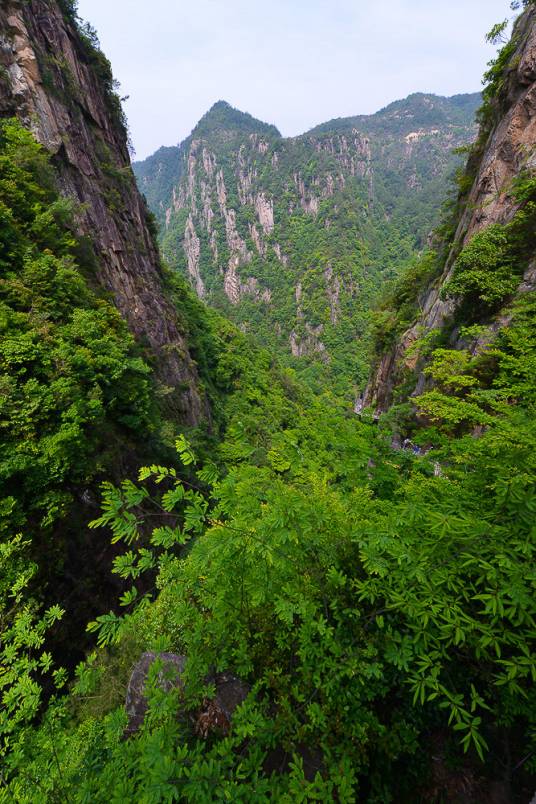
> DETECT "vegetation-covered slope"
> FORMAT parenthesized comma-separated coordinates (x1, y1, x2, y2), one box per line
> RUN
(308, 92, 483, 136)
(365, 4, 536, 420)
(0, 120, 154, 542)
(134, 94, 480, 396)
(5, 240, 536, 801)
(0, 0, 227, 656)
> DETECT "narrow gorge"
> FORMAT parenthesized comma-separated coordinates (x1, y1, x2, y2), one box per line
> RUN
(1, 2, 535, 801)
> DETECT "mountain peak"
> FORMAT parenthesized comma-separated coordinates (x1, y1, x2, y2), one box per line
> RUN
(208, 100, 233, 112)
(192, 101, 281, 139)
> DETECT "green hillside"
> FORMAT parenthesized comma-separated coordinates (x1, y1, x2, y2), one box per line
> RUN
(134, 93, 480, 397)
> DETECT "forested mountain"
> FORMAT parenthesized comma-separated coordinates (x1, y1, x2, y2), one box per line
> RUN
(1, 1, 536, 802)
(134, 93, 480, 395)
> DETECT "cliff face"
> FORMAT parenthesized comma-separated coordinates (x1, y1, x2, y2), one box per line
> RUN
(134, 95, 480, 394)
(364, 8, 536, 413)
(0, 0, 204, 424)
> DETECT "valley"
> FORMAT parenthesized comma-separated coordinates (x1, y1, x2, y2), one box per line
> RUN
(0, 1, 535, 801)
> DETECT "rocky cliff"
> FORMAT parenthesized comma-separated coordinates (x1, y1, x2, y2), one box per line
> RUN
(0, 0, 204, 424)
(134, 94, 480, 395)
(364, 7, 536, 414)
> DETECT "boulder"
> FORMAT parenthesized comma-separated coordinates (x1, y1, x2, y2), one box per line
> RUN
(125, 653, 249, 738)
(195, 672, 250, 738)
(125, 651, 186, 736)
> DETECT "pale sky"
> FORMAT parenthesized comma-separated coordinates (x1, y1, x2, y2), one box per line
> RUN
(76, 0, 515, 160)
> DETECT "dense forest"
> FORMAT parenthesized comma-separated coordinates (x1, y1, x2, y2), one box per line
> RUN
(0, 0, 535, 801)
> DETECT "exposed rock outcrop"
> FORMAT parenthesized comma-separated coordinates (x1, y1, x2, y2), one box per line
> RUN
(290, 324, 328, 361)
(0, 0, 205, 424)
(255, 192, 274, 233)
(224, 258, 241, 304)
(184, 215, 205, 297)
(324, 262, 341, 325)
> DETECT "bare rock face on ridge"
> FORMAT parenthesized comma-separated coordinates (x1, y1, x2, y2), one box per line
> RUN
(0, 0, 205, 424)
